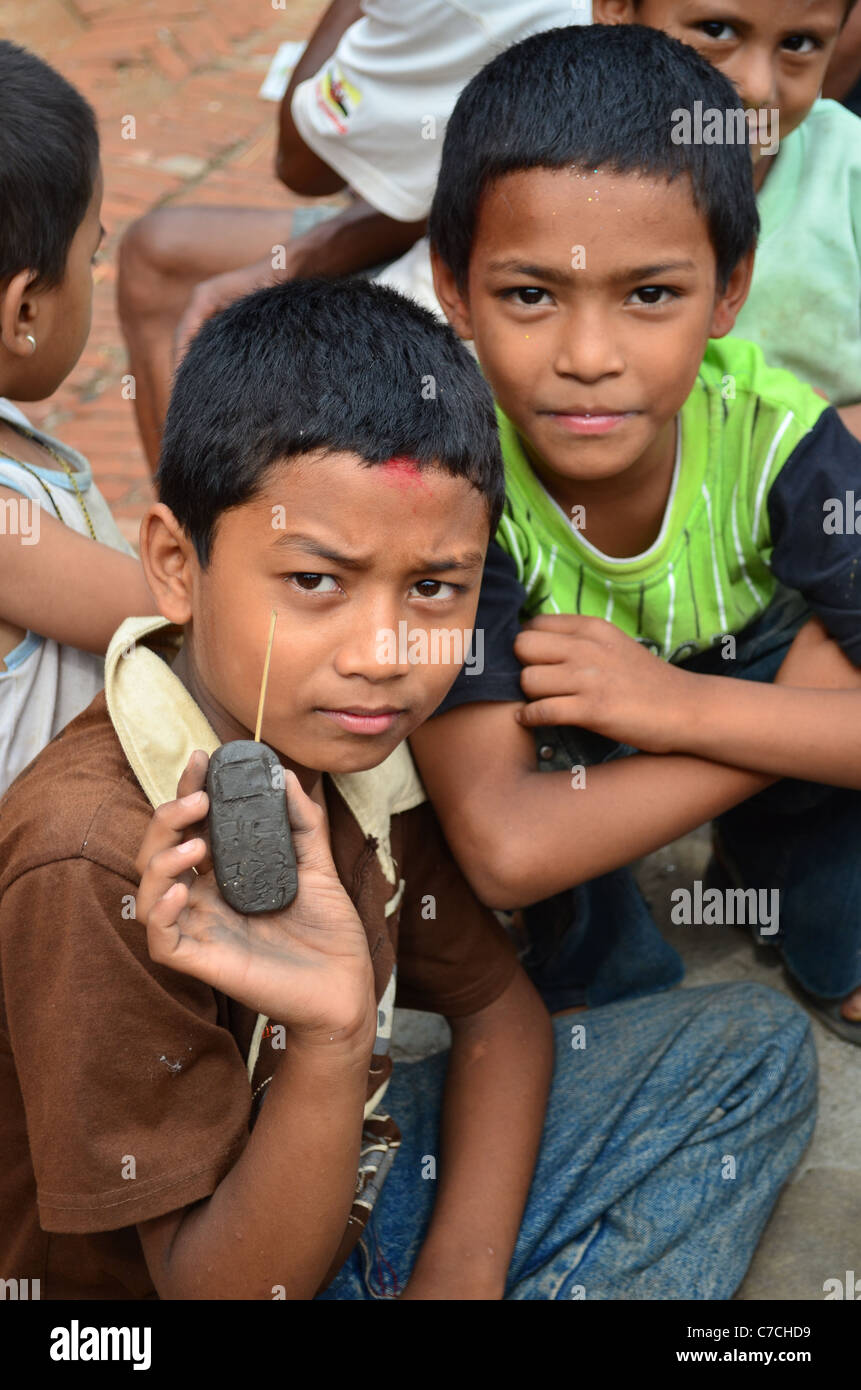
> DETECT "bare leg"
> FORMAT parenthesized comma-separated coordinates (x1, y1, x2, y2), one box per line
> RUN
(118, 206, 291, 471)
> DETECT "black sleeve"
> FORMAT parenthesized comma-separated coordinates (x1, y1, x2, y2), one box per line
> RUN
(433, 540, 527, 716)
(768, 407, 861, 664)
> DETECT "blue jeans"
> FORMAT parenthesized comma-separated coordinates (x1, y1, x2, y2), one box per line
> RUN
(525, 589, 861, 1006)
(317, 982, 816, 1300)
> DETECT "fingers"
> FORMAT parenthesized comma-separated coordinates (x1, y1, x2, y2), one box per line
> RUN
(523, 613, 612, 637)
(520, 660, 593, 700)
(515, 618, 619, 664)
(136, 835, 208, 931)
(175, 747, 208, 800)
(134, 750, 210, 879)
(514, 628, 575, 666)
(515, 695, 585, 728)
(282, 770, 339, 875)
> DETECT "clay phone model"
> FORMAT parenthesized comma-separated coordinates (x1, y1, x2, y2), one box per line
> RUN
(207, 612, 298, 914)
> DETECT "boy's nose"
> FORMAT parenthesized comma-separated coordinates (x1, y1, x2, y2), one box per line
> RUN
(730, 49, 779, 113)
(333, 608, 412, 681)
(553, 315, 624, 383)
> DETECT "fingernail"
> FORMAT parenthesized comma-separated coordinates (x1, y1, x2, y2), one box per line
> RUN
(178, 838, 198, 852)
(179, 792, 204, 807)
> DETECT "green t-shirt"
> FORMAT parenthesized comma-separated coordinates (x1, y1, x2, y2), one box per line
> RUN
(494, 337, 829, 663)
(732, 99, 861, 407)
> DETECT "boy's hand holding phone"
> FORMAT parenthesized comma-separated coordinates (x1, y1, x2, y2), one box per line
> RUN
(135, 750, 376, 1048)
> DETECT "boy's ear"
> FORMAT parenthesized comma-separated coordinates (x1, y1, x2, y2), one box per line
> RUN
(430, 245, 475, 342)
(591, 0, 638, 22)
(709, 246, 756, 340)
(139, 504, 196, 626)
(0, 269, 43, 358)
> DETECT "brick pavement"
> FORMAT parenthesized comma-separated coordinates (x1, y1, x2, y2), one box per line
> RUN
(0, 0, 328, 546)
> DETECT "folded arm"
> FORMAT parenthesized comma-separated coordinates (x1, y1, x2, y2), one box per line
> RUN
(410, 704, 770, 910)
(515, 612, 861, 791)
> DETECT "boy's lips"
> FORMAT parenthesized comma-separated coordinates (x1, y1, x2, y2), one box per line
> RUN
(544, 409, 637, 437)
(317, 706, 405, 735)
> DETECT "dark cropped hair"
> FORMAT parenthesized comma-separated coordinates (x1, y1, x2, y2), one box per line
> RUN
(158, 277, 504, 564)
(430, 23, 760, 291)
(0, 41, 99, 289)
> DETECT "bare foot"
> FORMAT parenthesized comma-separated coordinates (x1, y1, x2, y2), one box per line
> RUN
(840, 986, 861, 1022)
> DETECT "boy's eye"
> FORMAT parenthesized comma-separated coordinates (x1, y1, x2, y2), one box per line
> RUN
(504, 286, 552, 307)
(697, 20, 735, 41)
(289, 573, 339, 593)
(629, 286, 676, 307)
(781, 35, 819, 54)
(410, 579, 456, 600)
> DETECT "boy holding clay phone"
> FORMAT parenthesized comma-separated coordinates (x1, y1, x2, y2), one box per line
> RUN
(0, 279, 815, 1301)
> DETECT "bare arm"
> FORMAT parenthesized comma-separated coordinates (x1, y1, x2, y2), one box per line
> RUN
(133, 755, 378, 1300)
(277, 0, 363, 194)
(138, 1031, 372, 1300)
(516, 616, 861, 792)
(280, 198, 426, 278)
(668, 620, 861, 786)
(409, 704, 770, 910)
(666, 681, 861, 786)
(401, 967, 552, 1300)
(0, 485, 157, 654)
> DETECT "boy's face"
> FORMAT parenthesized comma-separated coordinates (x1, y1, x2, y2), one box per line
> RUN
(433, 166, 751, 493)
(595, 0, 846, 153)
(145, 452, 489, 786)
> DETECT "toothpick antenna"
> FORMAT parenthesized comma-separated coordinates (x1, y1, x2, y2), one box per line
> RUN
(254, 609, 278, 743)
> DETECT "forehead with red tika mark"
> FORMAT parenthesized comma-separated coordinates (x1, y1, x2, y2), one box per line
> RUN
(380, 455, 430, 489)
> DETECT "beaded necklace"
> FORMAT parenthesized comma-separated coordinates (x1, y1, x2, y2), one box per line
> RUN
(0, 418, 97, 540)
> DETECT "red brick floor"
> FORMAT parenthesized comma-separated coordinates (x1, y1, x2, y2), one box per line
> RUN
(2, 0, 328, 547)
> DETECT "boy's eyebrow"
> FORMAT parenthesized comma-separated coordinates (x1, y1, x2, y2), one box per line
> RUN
(486, 258, 698, 285)
(486, 259, 573, 287)
(271, 532, 485, 572)
(612, 260, 698, 282)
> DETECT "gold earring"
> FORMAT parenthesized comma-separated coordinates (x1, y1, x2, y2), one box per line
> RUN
(25, 334, 36, 353)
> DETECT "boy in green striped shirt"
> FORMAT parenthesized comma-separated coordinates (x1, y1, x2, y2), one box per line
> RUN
(409, 24, 861, 1042)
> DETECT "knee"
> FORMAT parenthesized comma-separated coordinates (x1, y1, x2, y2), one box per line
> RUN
(715, 979, 808, 1036)
(716, 981, 816, 1085)
(117, 209, 188, 320)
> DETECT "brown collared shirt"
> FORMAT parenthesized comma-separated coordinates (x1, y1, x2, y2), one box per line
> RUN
(0, 692, 517, 1298)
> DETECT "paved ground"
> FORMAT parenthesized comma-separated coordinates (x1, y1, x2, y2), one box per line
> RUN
(5, 0, 857, 1302)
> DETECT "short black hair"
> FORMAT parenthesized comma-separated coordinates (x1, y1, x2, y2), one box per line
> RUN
(430, 23, 760, 291)
(0, 41, 99, 289)
(158, 277, 504, 564)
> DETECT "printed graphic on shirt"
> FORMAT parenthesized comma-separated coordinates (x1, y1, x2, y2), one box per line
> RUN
(316, 63, 362, 134)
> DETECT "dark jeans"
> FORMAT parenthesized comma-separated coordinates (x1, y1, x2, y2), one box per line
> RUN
(524, 588, 861, 1007)
(319, 986, 816, 1300)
